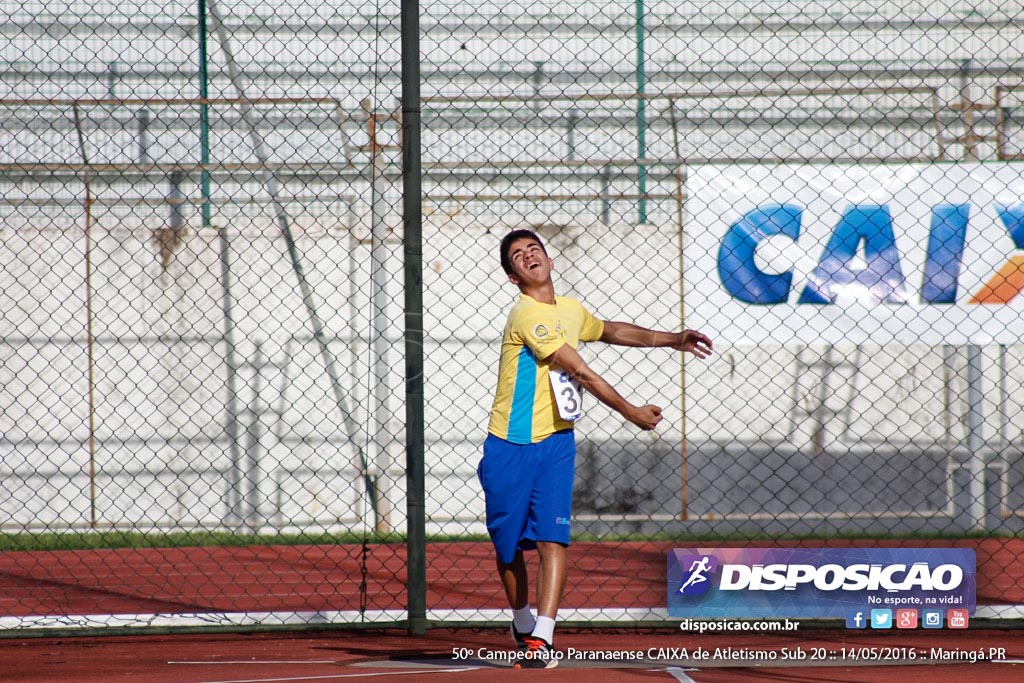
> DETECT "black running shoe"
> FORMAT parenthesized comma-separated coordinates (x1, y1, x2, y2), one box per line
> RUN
(511, 622, 531, 652)
(514, 635, 558, 669)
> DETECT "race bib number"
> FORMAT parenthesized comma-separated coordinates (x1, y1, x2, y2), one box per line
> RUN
(549, 368, 584, 421)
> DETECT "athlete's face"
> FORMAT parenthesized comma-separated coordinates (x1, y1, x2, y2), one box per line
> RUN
(506, 237, 553, 287)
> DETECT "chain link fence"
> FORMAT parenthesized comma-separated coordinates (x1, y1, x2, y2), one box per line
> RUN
(1, 1, 1023, 632)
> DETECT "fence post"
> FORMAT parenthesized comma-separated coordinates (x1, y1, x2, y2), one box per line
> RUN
(106, 61, 119, 98)
(600, 164, 611, 225)
(197, 0, 212, 227)
(967, 343, 987, 532)
(137, 108, 151, 164)
(566, 108, 579, 160)
(401, 0, 427, 636)
(634, 0, 647, 224)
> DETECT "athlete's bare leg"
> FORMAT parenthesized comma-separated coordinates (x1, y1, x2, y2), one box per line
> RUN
(535, 541, 567, 618)
(497, 550, 529, 609)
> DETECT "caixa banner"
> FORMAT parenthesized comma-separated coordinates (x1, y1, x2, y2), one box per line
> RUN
(684, 164, 1024, 345)
(667, 547, 976, 619)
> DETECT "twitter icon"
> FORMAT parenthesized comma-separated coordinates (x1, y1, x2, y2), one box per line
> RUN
(870, 609, 893, 629)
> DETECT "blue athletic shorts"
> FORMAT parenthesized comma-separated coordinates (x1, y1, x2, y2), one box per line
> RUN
(477, 430, 576, 565)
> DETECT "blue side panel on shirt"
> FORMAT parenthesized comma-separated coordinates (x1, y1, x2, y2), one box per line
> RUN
(507, 347, 537, 444)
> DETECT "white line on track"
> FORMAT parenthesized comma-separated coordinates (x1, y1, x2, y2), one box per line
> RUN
(665, 667, 699, 683)
(196, 668, 482, 683)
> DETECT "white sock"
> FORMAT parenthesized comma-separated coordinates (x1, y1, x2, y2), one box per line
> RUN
(513, 605, 535, 633)
(532, 615, 555, 644)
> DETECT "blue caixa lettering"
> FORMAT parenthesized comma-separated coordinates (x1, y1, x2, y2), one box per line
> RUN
(717, 202, 1024, 305)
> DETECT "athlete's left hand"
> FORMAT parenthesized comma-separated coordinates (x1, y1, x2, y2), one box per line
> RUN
(672, 330, 713, 359)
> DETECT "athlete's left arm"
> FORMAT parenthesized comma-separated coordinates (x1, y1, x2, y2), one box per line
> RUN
(599, 321, 714, 358)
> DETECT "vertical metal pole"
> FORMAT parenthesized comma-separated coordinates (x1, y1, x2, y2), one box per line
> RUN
(244, 343, 267, 530)
(669, 95, 687, 519)
(168, 170, 186, 231)
(106, 61, 119, 99)
(600, 164, 611, 225)
(942, 344, 953, 441)
(998, 344, 1008, 445)
(137, 108, 151, 165)
(999, 106, 1011, 161)
(566, 108, 578, 160)
(959, 59, 977, 161)
(401, 0, 427, 636)
(220, 221, 244, 525)
(365, 98, 393, 533)
(73, 103, 98, 529)
(967, 343, 986, 531)
(531, 61, 544, 113)
(668, 97, 685, 230)
(635, 0, 647, 224)
(198, 0, 212, 227)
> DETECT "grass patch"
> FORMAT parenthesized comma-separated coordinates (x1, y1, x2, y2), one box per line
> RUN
(0, 530, 406, 552)
(0, 528, 1012, 552)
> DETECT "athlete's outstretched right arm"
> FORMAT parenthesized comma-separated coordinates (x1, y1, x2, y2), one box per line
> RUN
(600, 321, 713, 359)
(546, 343, 662, 431)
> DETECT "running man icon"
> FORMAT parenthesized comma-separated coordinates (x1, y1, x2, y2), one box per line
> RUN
(678, 556, 714, 594)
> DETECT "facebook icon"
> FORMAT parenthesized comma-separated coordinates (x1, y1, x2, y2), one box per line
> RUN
(846, 611, 867, 629)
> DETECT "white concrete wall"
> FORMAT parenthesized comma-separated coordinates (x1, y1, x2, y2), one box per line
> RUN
(2, 203, 1021, 533)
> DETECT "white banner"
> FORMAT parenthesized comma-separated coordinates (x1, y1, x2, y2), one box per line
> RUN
(684, 164, 1024, 345)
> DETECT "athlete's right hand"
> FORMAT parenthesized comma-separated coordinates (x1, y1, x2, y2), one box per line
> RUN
(626, 404, 663, 430)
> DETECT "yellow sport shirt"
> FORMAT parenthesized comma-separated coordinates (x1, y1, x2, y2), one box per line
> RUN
(487, 294, 605, 444)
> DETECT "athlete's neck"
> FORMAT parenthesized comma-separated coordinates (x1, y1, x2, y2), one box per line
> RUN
(519, 283, 556, 305)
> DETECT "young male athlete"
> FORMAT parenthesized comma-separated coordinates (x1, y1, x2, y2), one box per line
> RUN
(478, 229, 713, 668)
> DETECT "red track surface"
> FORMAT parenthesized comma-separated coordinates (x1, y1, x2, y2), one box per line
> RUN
(1, 538, 1021, 617)
(1, 539, 1021, 681)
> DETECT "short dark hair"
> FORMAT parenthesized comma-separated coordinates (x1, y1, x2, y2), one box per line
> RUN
(499, 229, 546, 275)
